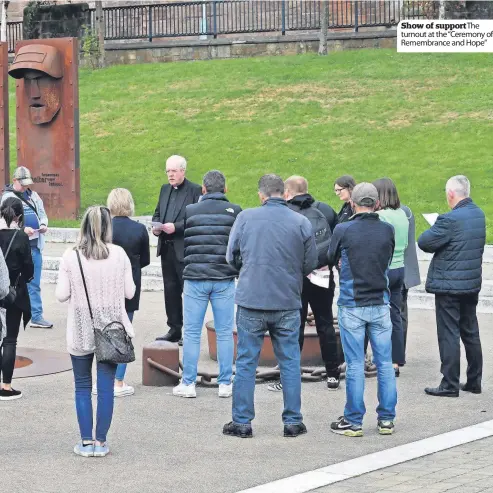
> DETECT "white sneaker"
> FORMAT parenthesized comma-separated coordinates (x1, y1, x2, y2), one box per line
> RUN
(173, 381, 196, 398)
(114, 384, 134, 398)
(218, 383, 233, 398)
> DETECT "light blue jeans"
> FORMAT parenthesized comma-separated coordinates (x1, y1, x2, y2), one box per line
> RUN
(233, 306, 302, 425)
(28, 246, 43, 321)
(182, 279, 235, 385)
(338, 305, 397, 426)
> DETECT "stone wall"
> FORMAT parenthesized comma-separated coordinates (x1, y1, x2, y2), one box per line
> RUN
(101, 30, 396, 66)
(22, 3, 91, 39)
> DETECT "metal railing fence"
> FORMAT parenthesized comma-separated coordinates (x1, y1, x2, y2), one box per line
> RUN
(6, 0, 439, 51)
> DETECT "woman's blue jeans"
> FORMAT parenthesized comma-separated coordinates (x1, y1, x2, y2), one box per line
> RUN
(71, 353, 117, 442)
(115, 311, 134, 382)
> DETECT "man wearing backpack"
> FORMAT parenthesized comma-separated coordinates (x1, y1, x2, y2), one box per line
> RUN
(268, 176, 341, 392)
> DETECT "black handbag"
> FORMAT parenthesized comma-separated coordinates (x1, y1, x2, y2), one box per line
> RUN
(0, 230, 20, 308)
(76, 249, 135, 365)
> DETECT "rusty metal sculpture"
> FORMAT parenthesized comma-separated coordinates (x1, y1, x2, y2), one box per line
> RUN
(9, 38, 80, 220)
(0, 42, 9, 190)
(9, 44, 63, 125)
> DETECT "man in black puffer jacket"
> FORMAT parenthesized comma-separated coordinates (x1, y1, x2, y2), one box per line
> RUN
(173, 170, 242, 400)
(268, 175, 341, 393)
(419, 175, 485, 398)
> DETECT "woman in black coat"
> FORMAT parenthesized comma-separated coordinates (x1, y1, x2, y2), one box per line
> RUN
(334, 175, 356, 224)
(105, 189, 150, 397)
(0, 197, 34, 401)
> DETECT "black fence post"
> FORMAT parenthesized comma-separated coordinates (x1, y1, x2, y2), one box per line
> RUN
(281, 0, 286, 35)
(148, 5, 153, 42)
(354, 0, 359, 32)
(213, 1, 217, 38)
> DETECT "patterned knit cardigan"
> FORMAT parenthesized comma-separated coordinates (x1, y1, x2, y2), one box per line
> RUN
(56, 244, 136, 356)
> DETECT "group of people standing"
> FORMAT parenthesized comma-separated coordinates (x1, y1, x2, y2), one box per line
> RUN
(0, 157, 485, 456)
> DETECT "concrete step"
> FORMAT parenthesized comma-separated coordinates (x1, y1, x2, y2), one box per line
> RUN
(40, 266, 493, 313)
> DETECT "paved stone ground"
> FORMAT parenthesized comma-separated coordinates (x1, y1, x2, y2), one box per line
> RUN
(315, 437, 493, 493)
(2, 285, 493, 493)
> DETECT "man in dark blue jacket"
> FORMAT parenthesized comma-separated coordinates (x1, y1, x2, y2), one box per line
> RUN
(419, 175, 485, 397)
(223, 174, 317, 439)
(173, 170, 241, 400)
(327, 183, 397, 437)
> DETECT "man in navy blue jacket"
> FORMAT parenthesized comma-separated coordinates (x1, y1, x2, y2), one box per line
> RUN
(223, 174, 317, 439)
(327, 183, 397, 437)
(419, 175, 485, 397)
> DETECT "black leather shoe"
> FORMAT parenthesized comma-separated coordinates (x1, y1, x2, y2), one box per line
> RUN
(460, 383, 482, 394)
(155, 332, 181, 343)
(424, 386, 459, 397)
(223, 421, 252, 438)
(284, 423, 307, 438)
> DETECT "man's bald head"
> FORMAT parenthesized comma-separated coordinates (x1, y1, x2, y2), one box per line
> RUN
(284, 175, 308, 201)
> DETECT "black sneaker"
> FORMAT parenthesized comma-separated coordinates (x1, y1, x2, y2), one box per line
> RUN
(327, 376, 340, 391)
(284, 423, 307, 438)
(330, 416, 363, 437)
(377, 420, 395, 435)
(0, 388, 22, 401)
(223, 421, 253, 438)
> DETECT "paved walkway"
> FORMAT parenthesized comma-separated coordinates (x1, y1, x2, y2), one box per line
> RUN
(315, 437, 493, 493)
(3, 285, 493, 493)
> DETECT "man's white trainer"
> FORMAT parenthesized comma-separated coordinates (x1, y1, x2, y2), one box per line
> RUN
(218, 383, 233, 398)
(173, 381, 197, 398)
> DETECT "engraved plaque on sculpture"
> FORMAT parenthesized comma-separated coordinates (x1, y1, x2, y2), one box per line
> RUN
(9, 38, 80, 220)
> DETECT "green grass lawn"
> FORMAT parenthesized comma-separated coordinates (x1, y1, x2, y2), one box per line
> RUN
(8, 49, 493, 239)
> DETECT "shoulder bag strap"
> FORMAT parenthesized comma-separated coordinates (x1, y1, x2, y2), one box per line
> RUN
(15, 192, 38, 216)
(75, 249, 94, 322)
(4, 229, 19, 260)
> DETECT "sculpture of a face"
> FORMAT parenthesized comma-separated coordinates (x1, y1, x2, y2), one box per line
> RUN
(8, 44, 63, 125)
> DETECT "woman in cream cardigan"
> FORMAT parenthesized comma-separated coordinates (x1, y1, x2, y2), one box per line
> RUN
(56, 206, 135, 458)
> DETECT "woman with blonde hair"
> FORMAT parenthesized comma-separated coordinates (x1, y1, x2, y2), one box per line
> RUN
(56, 206, 135, 458)
(99, 188, 150, 397)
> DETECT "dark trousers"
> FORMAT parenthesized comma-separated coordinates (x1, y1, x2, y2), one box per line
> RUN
(435, 294, 482, 392)
(300, 277, 340, 377)
(401, 287, 409, 357)
(388, 267, 405, 366)
(160, 244, 184, 337)
(0, 304, 23, 385)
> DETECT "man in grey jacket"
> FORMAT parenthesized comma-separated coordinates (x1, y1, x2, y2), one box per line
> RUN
(2, 167, 52, 328)
(222, 174, 317, 439)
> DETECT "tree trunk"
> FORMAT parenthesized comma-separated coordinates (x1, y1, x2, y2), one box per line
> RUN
(439, 0, 446, 19)
(95, 0, 105, 68)
(0, 1, 9, 43)
(318, 0, 328, 55)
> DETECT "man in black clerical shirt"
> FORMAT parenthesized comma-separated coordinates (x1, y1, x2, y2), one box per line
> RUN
(152, 155, 202, 343)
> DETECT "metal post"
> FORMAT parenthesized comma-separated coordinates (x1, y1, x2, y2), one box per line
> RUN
(281, 0, 286, 35)
(200, 1, 207, 40)
(354, 0, 359, 32)
(213, 1, 217, 38)
(148, 5, 153, 42)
